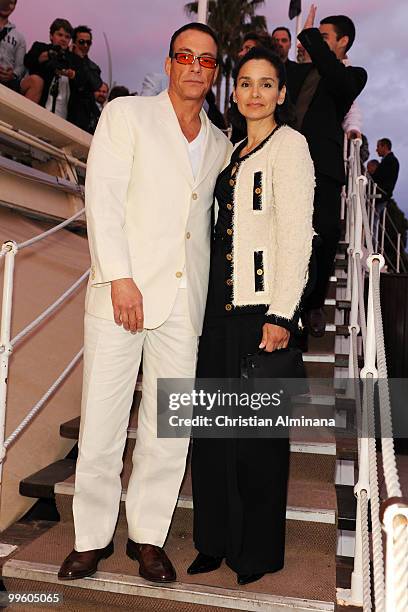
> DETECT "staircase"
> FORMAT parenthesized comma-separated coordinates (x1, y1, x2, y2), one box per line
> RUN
(1, 257, 358, 611)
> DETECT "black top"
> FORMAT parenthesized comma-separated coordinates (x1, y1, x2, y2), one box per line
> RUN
(290, 28, 367, 184)
(372, 152, 400, 200)
(205, 125, 297, 333)
(24, 41, 77, 107)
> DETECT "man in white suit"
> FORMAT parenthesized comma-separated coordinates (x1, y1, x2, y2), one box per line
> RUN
(58, 22, 231, 583)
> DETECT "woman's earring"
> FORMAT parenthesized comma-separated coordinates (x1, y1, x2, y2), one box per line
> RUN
(233, 98, 237, 103)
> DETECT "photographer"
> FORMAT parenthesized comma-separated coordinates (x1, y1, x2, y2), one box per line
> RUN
(21, 18, 75, 118)
(67, 26, 102, 134)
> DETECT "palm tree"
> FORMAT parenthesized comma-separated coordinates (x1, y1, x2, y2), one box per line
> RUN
(184, 0, 267, 113)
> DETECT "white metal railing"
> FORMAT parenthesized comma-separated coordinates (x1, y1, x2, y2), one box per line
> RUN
(337, 138, 408, 611)
(0, 212, 88, 481)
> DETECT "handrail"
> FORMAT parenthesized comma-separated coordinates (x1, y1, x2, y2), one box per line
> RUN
(11, 269, 90, 348)
(0, 119, 87, 169)
(17, 207, 85, 250)
(1, 348, 84, 457)
(0, 206, 88, 481)
(339, 138, 408, 611)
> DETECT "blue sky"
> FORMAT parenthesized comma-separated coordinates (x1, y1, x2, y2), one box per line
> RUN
(13, 0, 408, 215)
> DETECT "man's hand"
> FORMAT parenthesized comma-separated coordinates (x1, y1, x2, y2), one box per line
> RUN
(0, 67, 14, 82)
(38, 51, 50, 63)
(347, 129, 362, 140)
(111, 278, 144, 333)
(259, 323, 290, 353)
(304, 4, 317, 29)
(59, 68, 76, 79)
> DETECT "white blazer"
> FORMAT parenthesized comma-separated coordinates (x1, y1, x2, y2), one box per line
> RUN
(85, 91, 232, 334)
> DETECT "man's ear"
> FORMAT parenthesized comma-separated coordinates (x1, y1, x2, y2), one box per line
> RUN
(278, 84, 287, 105)
(339, 35, 349, 53)
(164, 56, 171, 77)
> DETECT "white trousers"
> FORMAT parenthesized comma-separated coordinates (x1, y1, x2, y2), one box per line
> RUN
(73, 289, 197, 551)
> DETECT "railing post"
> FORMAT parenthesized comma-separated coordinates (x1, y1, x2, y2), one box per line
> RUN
(0, 241, 18, 483)
(380, 207, 387, 255)
(396, 234, 401, 273)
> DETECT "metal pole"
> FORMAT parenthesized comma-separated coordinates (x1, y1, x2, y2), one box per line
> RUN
(102, 32, 113, 90)
(197, 0, 208, 24)
(0, 241, 17, 483)
(381, 207, 387, 255)
(396, 234, 401, 273)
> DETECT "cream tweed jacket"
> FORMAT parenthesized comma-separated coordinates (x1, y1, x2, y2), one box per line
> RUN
(230, 125, 315, 321)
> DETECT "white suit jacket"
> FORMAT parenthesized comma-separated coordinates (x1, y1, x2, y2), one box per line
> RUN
(85, 90, 232, 334)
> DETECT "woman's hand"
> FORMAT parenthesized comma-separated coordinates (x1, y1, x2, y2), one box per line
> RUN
(259, 323, 290, 352)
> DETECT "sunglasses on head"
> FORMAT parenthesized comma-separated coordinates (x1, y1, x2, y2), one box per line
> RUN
(173, 52, 217, 69)
(77, 39, 92, 47)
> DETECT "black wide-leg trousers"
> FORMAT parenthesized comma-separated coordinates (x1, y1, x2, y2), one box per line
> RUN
(192, 312, 290, 574)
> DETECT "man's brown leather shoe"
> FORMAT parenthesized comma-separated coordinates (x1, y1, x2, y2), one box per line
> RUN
(126, 539, 176, 582)
(58, 542, 114, 580)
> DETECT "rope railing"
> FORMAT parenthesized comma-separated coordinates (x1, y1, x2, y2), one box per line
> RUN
(1, 348, 84, 459)
(340, 138, 408, 611)
(17, 206, 85, 250)
(0, 206, 89, 480)
(10, 269, 90, 348)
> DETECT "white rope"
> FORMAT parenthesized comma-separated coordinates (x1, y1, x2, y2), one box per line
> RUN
(366, 375, 386, 612)
(17, 207, 85, 250)
(10, 270, 90, 348)
(371, 260, 401, 498)
(2, 348, 83, 455)
(393, 518, 408, 612)
(360, 489, 372, 611)
(355, 254, 367, 355)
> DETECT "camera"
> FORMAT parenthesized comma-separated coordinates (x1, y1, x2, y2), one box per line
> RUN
(48, 44, 69, 71)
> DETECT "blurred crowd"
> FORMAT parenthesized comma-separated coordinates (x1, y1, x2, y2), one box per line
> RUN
(0, 1, 134, 133)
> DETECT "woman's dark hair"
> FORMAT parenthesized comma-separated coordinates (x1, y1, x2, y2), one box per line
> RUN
(230, 46, 296, 131)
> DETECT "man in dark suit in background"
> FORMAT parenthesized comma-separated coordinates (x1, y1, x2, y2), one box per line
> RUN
(289, 11, 367, 336)
(373, 138, 400, 204)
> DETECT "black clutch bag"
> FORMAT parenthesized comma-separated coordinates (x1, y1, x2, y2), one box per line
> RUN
(241, 347, 309, 397)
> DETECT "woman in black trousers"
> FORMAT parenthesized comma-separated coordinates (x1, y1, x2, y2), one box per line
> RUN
(187, 48, 315, 585)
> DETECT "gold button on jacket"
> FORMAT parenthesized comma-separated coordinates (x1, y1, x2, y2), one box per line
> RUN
(175, 271, 183, 278)
(225, 303, 232, 311)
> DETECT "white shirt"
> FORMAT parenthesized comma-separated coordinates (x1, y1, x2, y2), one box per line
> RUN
(179, 122, 206, 288)
(45, 75, 70, 119)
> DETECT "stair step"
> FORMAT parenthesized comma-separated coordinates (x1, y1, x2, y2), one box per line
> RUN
(54, 439, 337, 526)
(59, 416, 335, 457)
(334, 354, 363, 368)
(334, 259, 348, 271)
(3, 507, 336, 611)
(336, 485, 356, 531)
(19, 459, 76, 500)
